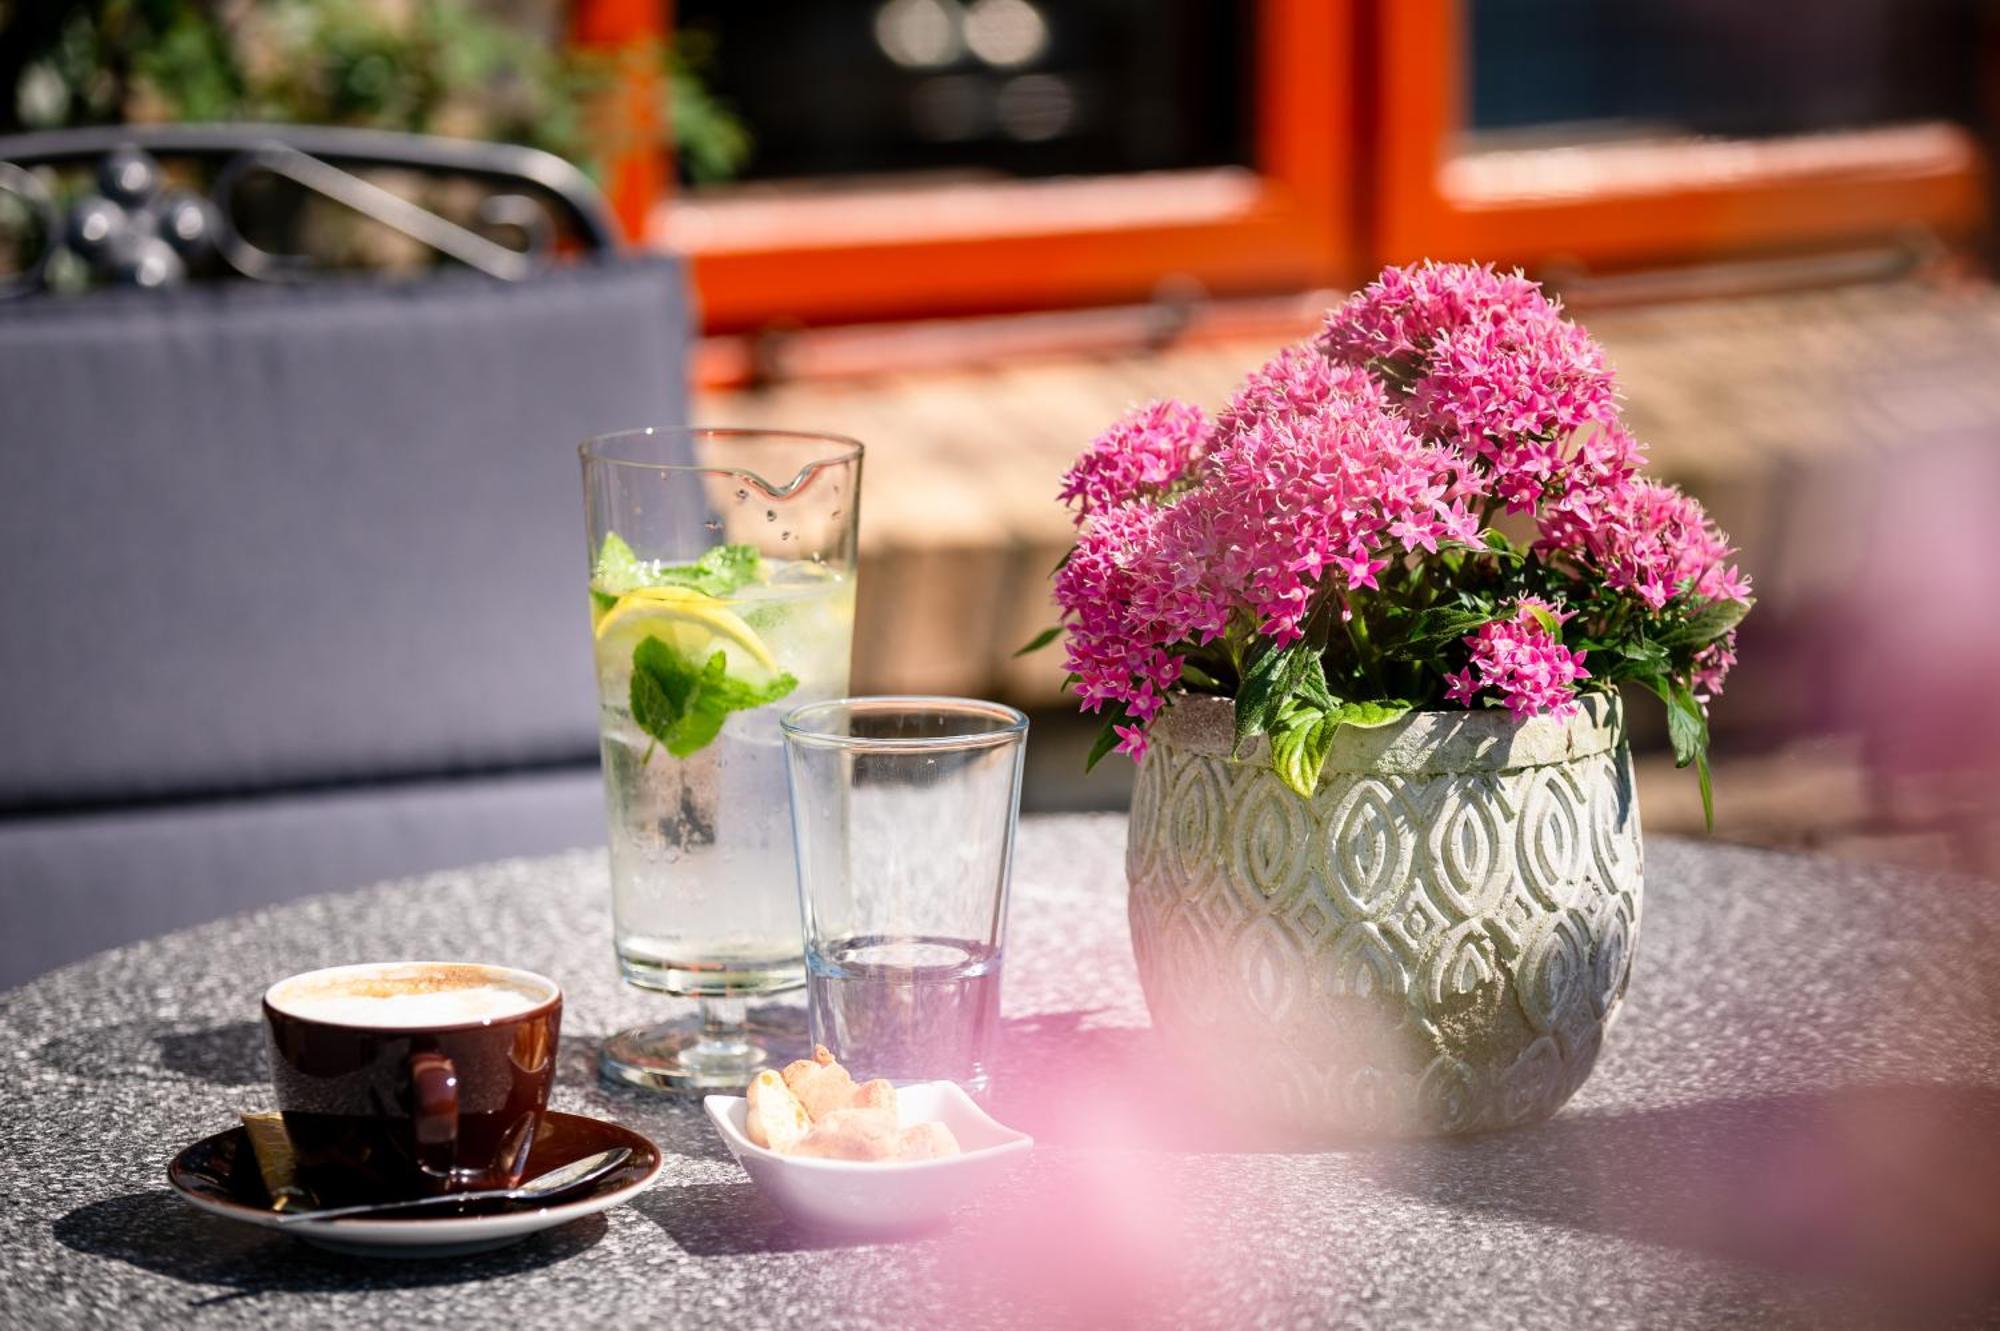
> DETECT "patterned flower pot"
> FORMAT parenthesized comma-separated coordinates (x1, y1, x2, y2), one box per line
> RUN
(1126, 692, 1642, 1138)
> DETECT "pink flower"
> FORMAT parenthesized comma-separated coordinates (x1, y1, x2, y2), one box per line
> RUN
(1555, 478, 1752, 610)
(1215, 343, 1382, 441)
(1162, 385, 1475, 646)
(1691, 632, 1738, 703)
(1058, 399, 1210, 519)
(1318, 262, 1621, 516)
(1051, 501, 1182, 755)
(1450, 600, 1591, 720)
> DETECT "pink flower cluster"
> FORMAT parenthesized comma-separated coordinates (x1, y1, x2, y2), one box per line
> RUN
(1053, 347, 1481, 754)
(1691, 633, 1738, 702)
(1318, 261, 1632, 518)
(1557, 478, 1752, 610)
(1050, 261, 1755, 752)
(1179, 377, 1478, 643)
(1048, 502, 1182, 753)
(1444, 601, 1591, 720)
(1057, 400, 1209, 515)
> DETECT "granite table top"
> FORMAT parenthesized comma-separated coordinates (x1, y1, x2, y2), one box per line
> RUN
(3, 814, 1997, 1330)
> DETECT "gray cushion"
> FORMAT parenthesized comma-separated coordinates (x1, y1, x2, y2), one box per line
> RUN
(0, 258, 691, 809)
(0, 765, 607, 990)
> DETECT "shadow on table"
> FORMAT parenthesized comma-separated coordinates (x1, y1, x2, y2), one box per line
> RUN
(1364, 1082, 2000, 1320)
(53, 1189, 607, 1305)
(988, 1010, 1312, 1152)
(633, 1181, 864, 1257)
(36, 1019, 267, 1087)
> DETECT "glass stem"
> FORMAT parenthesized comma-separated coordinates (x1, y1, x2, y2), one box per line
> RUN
(694, 996, 750, 1061)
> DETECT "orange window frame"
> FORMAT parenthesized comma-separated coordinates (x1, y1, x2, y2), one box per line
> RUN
(1373, 0, 1989, 269)
(572, 0, 1359, 333)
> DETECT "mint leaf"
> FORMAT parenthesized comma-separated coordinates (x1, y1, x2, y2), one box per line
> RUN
(656, 544, 762, 597)
(593, 535, 764, 600)
(593, 532, 648, 596)
(629, 639, 797, 760)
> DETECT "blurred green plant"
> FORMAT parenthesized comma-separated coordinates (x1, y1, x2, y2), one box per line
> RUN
(0, 0, 750, 184)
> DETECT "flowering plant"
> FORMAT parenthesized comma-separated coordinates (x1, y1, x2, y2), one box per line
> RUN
(1032, 262, 1751, 822)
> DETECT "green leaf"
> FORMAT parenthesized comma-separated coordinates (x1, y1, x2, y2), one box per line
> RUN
(1270, 711, 1338, 799)
(1524, 603, 1563, 638)
(656, 543, 762, 597)
(1014, 626, 1062, 657)
(1636, 675, 1716, 830)
(592, 531, 647, 594)
(629, 641, 699, 748)
(1326, 699, 1413, 729)
(1233, 642, 1317, 755)
(1266, 696, 1412, 799)
(1388, 605, 1504, 659)
(1480, 528, 1528, 563)
(1293, 653, 1337, 710)
(1179, 661, 1223, 690)
(1656, 597, 1754, 649)
(1595, 638, 1670, 684)
(1083, 703, 1139, 772)
(1695, 747, 1715, 833)
(592, 536, 764, 600)
(629, 639, 797, 760)
(1665, 681, 1708, 770)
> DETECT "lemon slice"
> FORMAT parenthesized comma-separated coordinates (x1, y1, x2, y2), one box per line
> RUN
(594, 585, 780, 679)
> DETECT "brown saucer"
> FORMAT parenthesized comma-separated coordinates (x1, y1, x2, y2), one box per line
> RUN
(167, 1111, 662, 1258)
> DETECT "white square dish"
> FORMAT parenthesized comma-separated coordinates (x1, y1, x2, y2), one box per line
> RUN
(703, 1080, 1033, 1237)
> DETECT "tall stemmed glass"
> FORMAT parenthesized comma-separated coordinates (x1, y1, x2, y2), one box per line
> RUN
(580, 428, 861, 1092)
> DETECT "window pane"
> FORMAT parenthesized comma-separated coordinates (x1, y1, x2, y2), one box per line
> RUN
(1470, 0, 1982, 141)
(678, 0, 1253, 184)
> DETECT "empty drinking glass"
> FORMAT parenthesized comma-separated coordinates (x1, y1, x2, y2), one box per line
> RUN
(781, 697, 1028, 1096)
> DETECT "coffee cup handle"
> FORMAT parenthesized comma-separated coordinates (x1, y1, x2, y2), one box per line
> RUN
(409, 1051, 459, 1184)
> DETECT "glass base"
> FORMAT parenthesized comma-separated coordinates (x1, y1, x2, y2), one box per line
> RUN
(597, 1008, 808, 1095)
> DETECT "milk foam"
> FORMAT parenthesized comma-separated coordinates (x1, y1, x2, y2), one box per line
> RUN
(271, 965, 550, 1027)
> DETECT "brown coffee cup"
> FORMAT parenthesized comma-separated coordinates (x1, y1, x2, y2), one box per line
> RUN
(262, 961, 562, 1205)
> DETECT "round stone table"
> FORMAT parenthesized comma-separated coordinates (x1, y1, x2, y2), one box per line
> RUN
(3, 815, 1998, 1329)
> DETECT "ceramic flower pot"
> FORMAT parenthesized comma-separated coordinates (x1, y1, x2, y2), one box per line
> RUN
(1126, 692, 1642, 1139)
